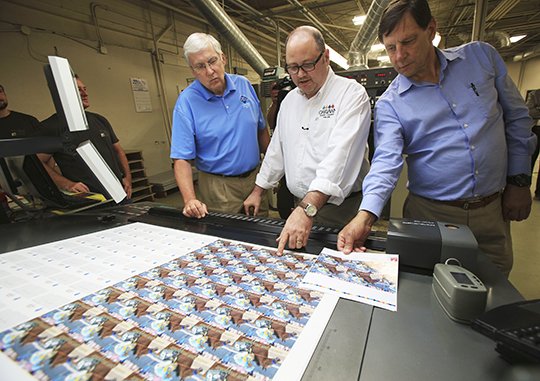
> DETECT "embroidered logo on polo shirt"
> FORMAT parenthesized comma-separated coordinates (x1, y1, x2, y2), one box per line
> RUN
(319, 104, 336, 118)
(240, 95, 251, 108)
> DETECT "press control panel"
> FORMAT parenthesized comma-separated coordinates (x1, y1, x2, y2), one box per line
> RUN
(337, 67, 398, 109)
(338, 67, 398, 90)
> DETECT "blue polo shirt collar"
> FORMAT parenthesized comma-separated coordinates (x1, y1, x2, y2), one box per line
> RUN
(193, 73, 237, 100)
(397, 47, 464, 94)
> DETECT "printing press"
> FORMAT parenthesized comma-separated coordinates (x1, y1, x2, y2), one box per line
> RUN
(0, 202, 524, 380)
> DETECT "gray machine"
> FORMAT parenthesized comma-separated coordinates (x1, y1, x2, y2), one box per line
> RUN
(386, 219, 479, 273)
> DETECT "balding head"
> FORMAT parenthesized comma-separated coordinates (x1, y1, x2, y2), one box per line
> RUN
(286, 26, 326, 52)
(285, 26, 329, 99)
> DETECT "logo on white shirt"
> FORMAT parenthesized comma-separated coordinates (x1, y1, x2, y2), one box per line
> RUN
(319, 104, 336, 118)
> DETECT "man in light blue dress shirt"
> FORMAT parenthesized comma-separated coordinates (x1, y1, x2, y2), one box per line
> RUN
(338, 0, 535, 276)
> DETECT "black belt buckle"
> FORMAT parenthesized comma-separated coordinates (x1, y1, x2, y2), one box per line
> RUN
(462, 198, 485, 210)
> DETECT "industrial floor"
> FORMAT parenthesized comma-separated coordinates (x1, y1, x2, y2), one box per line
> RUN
(156, 185, 540, 300)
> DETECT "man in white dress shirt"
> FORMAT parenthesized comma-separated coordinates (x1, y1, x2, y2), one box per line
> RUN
(243, 25, 371, 254)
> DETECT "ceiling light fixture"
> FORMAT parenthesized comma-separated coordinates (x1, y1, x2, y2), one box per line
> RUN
(510, 34, 526, 43)
(352, 15, 367, 26)
(433, 32, 441, 47)
(370, 43, 385, 52)
(327, 45, 349, 70)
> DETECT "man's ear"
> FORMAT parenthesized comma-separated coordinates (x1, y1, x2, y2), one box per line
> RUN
(427, 18, 437, 41)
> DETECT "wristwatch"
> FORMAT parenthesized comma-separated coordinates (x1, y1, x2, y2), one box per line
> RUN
(298, 201, 317, 217)
(506, 174, 532, 187)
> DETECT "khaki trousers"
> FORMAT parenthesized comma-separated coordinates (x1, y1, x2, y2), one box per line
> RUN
(403, 192, 512, 276)
(198, 168, 268, 216)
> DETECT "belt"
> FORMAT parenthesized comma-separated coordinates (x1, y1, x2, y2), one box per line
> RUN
(208, 167, 257, 178)
(427, 192, 500, 210)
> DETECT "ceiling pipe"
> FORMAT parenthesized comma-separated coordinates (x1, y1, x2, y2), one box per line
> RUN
(286, 0, 348, 51)
(228, 0, 284, 66)
(486, 0, 521, 28)
(348, 0, 392, 69)
(275, 19, 281, 66)
(471, 0, 488, 41)
(148, 0, 276, 57)
(189, 0, 269, 75)
(91, 2, 108, 54)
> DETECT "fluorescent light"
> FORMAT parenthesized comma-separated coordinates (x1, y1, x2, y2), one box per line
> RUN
(377, 55, 390, 62)
(327, 45, 349, 70)
(510, 34, 526, 43)
(352, 15, 366, 26)
(370, 43, 385, 52)
(432, 32, 441, 47)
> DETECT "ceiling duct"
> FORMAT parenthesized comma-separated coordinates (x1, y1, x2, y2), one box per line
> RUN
(513, 44, 540, 62)
(348, 0, 392, 69)
(457, 30, 511, 48)
(189, 0, 269, 76)
(484, 30, 511, 48)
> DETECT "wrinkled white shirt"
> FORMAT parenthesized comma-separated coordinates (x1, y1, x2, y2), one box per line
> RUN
(256, 69, 371, 205)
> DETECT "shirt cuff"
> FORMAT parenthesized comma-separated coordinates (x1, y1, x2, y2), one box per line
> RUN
(255, 174, 276, 190)
(359, 193, 386, 219)
(309, 179, 344, 205)
(507, 154, 533, 175)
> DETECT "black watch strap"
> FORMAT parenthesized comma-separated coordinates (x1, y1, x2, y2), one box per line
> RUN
(506, 174, 531, 187)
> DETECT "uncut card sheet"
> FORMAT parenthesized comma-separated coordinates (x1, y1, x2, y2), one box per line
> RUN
(0, 223, 338, 381)
(301, 248, 399, 311)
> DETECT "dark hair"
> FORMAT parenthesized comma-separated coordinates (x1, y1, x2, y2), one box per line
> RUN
(378, 0, 433, 43)
(0, 84, 4, 92)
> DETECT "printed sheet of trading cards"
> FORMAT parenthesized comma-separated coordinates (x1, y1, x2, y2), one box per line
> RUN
(301, 248, 398, 311)
(0, 223, 336, 381)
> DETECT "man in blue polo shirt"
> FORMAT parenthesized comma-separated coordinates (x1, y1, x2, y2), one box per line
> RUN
(171, 33, 270, 218)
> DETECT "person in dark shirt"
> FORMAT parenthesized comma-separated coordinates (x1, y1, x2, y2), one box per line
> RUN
(0, 84, 40, 139)
(38, 77, 132, 198)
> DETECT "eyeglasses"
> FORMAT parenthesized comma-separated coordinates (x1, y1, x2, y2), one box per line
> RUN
(285, 51, 324, 75)
(192, 56, 220, 73)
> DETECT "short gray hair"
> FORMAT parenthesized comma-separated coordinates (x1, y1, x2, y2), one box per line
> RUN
(183, 33, 223, 64)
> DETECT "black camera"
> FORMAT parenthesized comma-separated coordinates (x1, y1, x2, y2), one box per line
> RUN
(276, 75, 295, 91)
